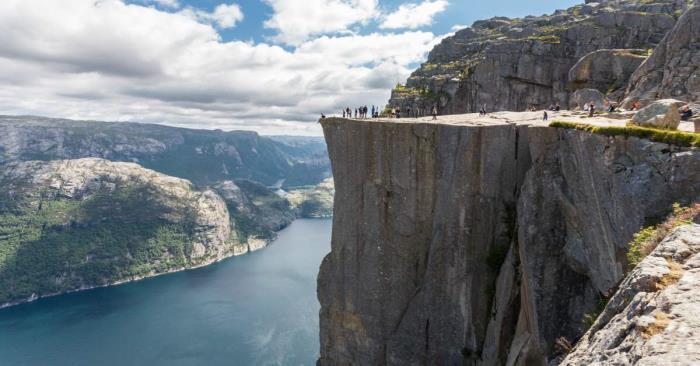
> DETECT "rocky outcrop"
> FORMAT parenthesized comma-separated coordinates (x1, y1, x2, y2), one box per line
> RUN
(318, 116, 700, 365)
(624, 5, 700, 105)
(570, 88, 607, 110)
(561, 224, 700, 365)
(0, 158, 232, 307)
(631, 98, 685, 129)
(387, 0, 684, 115)
(568, 49, 647, 99)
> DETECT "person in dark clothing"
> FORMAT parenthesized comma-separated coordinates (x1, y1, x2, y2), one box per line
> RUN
(321, 114, 326, 119)
(479, 105, 487, 116)
(608, 104, 617, 113)
(342, 110, 345, 118)
(543, 110, 548, 121)
(431, 106, 438, 120)
(681, 105, 693, 121)
(555, 104, 561, 111)
(588, 102, 595, 117)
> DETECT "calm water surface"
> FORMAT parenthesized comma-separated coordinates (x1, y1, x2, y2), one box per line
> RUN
(0, 219, 332, 366)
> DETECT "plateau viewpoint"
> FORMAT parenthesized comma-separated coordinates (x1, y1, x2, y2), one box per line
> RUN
(318, 0, 700, 365)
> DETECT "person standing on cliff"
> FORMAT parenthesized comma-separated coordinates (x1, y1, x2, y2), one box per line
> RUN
(543, 110, 548, 121)
(432, 105, 438, 120)
(588, 102, 595, 117)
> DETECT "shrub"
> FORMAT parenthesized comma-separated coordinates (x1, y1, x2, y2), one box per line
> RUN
(549, 121, 700, 148)
(625, 203, 700, 271)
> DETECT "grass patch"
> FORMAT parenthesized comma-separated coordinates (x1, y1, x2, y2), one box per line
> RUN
(626, 203, 700, 270)
(549, 121, 700, 148)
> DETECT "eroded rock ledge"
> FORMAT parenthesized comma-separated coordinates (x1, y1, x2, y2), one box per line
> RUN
(317, 116, 699, 365)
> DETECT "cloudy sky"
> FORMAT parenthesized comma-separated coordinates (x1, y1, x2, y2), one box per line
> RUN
(0, 0, 579, 135)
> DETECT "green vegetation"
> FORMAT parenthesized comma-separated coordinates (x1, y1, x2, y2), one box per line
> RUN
(286, 178, 334, 218)
(582, 297, 610, 329)
(0, 181, 200, 304)
(626, 203, 699, 269)
(549, 121, 700, 148)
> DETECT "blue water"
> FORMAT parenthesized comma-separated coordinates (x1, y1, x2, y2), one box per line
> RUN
(0, 219, 332, 366)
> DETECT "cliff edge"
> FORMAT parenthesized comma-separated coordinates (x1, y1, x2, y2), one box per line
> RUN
(317, 115, 699, 365)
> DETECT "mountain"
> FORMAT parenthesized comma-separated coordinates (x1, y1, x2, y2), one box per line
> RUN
(0, 158, 231, 307)
(0, 116, 333, 307)
(0, 115, 330, 188)
(387, 0, 689, 114)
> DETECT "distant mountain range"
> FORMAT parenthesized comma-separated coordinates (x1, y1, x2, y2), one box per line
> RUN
(0, 116, 333, 307)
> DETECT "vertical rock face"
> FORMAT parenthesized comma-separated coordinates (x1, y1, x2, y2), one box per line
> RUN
(318, 118, 700, 365)
(516, 128, 700, 362)
(318, 118, 532, 365)
(624, 6, 700, 105)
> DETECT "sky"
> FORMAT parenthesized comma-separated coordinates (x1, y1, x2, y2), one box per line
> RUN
(0, 0, 580, 135)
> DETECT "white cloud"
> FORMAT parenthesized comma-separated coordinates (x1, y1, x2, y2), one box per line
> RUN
(451, 24, 467, 32)
(180, 3, 244, 29)
(380, 0, 448, 30)
(145, 0, 180, 9)
(0, 0, 444, 135)
(264, 0, 379, 45)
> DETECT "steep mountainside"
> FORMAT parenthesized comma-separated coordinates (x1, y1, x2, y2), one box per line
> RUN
(387, 0, 688, 114)
(624, 5, 700, 105)
(0, 115, 330, 188)
(318, 117, 699, 365)
(0, 158, 230, 307)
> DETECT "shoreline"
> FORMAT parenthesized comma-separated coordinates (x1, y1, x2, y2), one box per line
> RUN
(0, 236, 276, 311)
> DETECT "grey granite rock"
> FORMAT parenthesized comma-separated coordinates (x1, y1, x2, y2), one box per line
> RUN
(560, 225, 700, 366)
(318, 116, 700, 365)
(631, 98, 685, 129)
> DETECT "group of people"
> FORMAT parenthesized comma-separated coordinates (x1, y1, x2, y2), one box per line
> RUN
(342, 106, 379, 119)
(323, 99, 696, 124)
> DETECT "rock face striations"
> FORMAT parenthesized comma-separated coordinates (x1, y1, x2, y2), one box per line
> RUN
(387, 0, 688, 115)
(317, 116, 700, 365)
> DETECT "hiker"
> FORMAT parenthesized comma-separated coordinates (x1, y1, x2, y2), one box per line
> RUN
(432, 105, 438, 120)
(342, 110, 346, 118)
(321, 113, 326, 119)
(395, 107, 400, 119)
(346, 107, 351, 118)
(480, 105, 487, 116)
(588, 102, 595, 117)
(543, 110, 548, 121)
(681, 105, 693, 121)
(555, 104, 561, 112)
(631, 101, 641, 111)
(608, 104, 617, 113)
(406, 106, 411, 118)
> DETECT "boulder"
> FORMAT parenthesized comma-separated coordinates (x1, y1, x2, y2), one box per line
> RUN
(631, 99, 684, 129)
(570, 88, 607, 111)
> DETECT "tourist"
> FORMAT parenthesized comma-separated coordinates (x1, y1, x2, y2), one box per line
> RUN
(354, 108, 358, 118)
(608, 104, 617, 113)
(480, 105, 487, 116)
(588, 102, 595, 117)
(342, 110, 346, 118)
(432, 106, 438, 120)
(681, 105, 693, 121)
(406, 106, 411, 118)
(395, 107, 400, 119)
(321, 114, 326, 119)
(543, 110, 548, 121)
(555, 104, 561, 112)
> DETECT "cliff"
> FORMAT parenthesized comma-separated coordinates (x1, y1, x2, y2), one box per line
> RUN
(0, 158, 231, 307)
(387, 0, 688, 114)
(317, 116, 699, 365)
